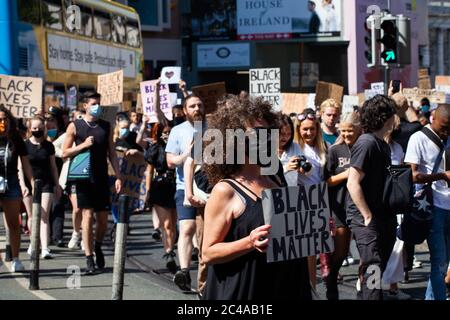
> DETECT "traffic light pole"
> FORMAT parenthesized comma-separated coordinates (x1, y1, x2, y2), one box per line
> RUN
(384, 1, 391, 96)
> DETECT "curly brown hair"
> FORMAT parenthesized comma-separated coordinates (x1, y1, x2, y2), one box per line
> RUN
(203, 97, 280, 185)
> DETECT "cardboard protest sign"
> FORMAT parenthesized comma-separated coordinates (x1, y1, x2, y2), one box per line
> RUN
(282, 93, 308, 115)
(97, 70, 123, 106)
(262, 184, 334, 263)
(371, 82, 385, 95)
(109, 151, 147, 211)
(249, 68, 282, 111)
(403, 88, 450, 107)
(342, 95, 360, 115)
(315, 81, 344, 109)
(435, 76, 450, 93)
(418, 78, 432, 90)
(0, 75, 42, 118)
(192, 82, 227, 114)
(161, 66, 181, 85)
(140, 80, 172, 123)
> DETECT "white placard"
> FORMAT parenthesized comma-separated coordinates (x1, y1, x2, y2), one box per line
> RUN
(371, 82, 385, 95)
(262, 184, 334, 263)
(160, 67, 181, 85)
(197, 43, 250, 69)
(250, 68, 282, 111)
(307, 94, 316, 109)
(47, 33, 136, 78)
(343, 95, 360, 115)
(140, 81, 172, 123)
(365, 89, 377, 100)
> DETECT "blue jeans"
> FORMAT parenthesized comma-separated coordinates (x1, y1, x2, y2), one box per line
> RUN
(425, 206, 450, 300)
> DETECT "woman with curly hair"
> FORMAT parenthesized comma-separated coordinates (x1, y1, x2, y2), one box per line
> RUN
(201, 97, 311, 300)
(346, 95, 397, 300)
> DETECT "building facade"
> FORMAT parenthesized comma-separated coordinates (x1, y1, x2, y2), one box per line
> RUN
(428, 0, 450, 84)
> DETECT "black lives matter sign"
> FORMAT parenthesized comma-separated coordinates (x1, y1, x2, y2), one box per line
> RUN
(250, 68, 281, 111)
(262, 184, 334, 263)
(0, 75, 43, 118)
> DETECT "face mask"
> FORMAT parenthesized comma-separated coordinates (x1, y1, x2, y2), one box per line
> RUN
(47, 129, 58, 139)
(173, 116, 185, 126)
(32, 130, 44, 138)
(421, 105, 430, 113)
(89, 104, 102, 118)
(119, 128, 130, 138)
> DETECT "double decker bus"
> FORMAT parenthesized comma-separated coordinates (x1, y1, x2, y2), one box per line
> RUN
(15, 0, 144, 112)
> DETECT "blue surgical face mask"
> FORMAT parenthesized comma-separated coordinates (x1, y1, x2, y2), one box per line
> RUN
(421, 105, 430, 113)
(89, 104, 102, 118)
(47, 129, 58, 139)
(120, 128, 130, 138)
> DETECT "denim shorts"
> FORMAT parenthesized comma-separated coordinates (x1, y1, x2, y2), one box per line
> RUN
(175, 190, 197, 221)
(0, 175, 22, 200)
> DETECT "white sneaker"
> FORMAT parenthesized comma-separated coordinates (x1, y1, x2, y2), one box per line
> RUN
(68, 232, 81, 250)
(356, 278, 361, 292)
(388, 290, 411, 300)
(27, 245, 32, 256)
(342, 258, 349, 267)
(81, 239, 85, 251)
(412, 256, 423, 269)
(347, 256, 355, 265)
(11, 259, 25, 272)
(41, 248, 53, 259)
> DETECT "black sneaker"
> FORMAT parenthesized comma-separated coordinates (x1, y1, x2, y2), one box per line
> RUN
(191, 247, 199, 262)
(95, 242, 105, 270)
(56, 240, 65, 248)
(163, 251, 178, 274)
(174, 269, 191, 291)
(84, 256, 96, 276)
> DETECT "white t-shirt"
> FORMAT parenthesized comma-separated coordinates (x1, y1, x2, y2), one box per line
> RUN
(280, 142, 301, 186)
(404, 126, 449, 210)
(390, 141, 404, 165)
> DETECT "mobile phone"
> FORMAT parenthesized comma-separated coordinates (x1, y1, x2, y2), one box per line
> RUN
(392, 80, 401, 94)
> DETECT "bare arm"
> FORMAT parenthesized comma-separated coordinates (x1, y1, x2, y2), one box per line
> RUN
(184, 156, 205, 207)
(179, 80, 189, 98)
(108, 126, 123, 194)
(19, 155, 34, 192)
(166, 142, 193, 169)
(202, 182, 270, 265)
(136, 116, 149, 147)
(409, 163, 449, 184)
(49, 155, 62, 200)
(347, 167, 373, 226)
(327, 169, 350, 187)
(62, 123, 92, 159)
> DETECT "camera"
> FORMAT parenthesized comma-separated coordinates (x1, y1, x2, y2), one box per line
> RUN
(294, 156, 312, 173)
(0, 176, 7, 194)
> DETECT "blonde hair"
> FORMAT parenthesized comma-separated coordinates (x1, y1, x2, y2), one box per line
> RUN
(320, 98, 342, 114)
(296, 117, 327, 165)
(334, 112, 362, 145)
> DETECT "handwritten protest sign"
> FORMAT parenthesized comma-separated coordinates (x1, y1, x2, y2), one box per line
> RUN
(161, 66, 181, 85)
(315, 81, 343, 108)
(250, 68, 282, 111)
(364, 89, 377, 100)
(403, 88, 450, 107)
(192, 82, 227, 114)
(140, 80, 172, 122)
(435, 76, 450, 93)
(371, 82, 385, 95)
(342, 95, 360, 115)
(262, 184, 334, 263)
(97, 70, 123, 106)
(109, 151, 147, 211)
(0, 75, 42, 118)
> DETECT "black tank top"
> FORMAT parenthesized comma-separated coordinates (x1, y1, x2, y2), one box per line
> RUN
(74, 119, 110, 183)
(202, 179, 312, 301)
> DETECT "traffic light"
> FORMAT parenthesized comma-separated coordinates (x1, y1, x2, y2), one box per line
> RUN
(380, 16, 398, 65)
(364, 15, 378, 68)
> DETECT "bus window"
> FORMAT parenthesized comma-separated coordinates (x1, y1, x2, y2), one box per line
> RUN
(42, 0, 63, 30)
(45, 83, 66, 111)
(94, 10, 112, 41)
(112, 15, 127, 45)
(63, 1, 92, 37)
(126, 20, 141, 48)
(66, 85, 78, 112)
(18, 0, 41, 25)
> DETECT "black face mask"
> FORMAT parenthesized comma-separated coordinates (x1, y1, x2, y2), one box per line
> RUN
(173, 116, 186, 126)
(32, 130, 44, 138)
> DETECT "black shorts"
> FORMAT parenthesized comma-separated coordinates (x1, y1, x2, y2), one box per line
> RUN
(25, 178, 54, 194)
(148, 176, 176, 209)
(75, 181, 111, 212)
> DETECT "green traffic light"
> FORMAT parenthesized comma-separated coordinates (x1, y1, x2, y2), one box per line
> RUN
(386, 50, 396, 61)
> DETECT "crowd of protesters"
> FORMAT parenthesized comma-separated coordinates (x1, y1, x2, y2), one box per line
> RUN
(0, 78, 449, 301)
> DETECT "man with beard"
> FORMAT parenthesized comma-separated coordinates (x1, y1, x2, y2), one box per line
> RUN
(166, 95, 206, 291)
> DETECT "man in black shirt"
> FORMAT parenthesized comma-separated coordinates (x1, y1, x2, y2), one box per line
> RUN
(347, 95, 397, 300)
(308, 1, 321, 34)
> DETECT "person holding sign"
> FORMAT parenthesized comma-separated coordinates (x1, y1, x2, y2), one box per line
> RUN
(201, 98, 311, 300)
(62, 91, 122, 275)
(0, 106, 34, 272)
(346, 95, 397, 300)
(324, 112, 362, 300)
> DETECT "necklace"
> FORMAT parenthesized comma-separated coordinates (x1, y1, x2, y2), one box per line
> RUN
(84, 119, 98, 129)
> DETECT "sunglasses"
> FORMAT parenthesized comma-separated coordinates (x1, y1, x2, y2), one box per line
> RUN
(298, 113, 316, 122)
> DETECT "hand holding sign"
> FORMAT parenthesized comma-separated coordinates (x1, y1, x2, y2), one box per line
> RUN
(249, 225, 272, 253)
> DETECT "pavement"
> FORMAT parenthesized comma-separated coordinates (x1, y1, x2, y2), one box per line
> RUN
(0, 211, 434, 300)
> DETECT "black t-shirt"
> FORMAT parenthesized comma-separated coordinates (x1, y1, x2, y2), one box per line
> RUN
(115, 131, 142, 152)
(324, 143, 352, 221)
(0, 134, 28, 179)
(145, 143, 173, 175)
(25, 139, 55, 185)
(346, 134, 391, 223)
(392, 119, 422, 153)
